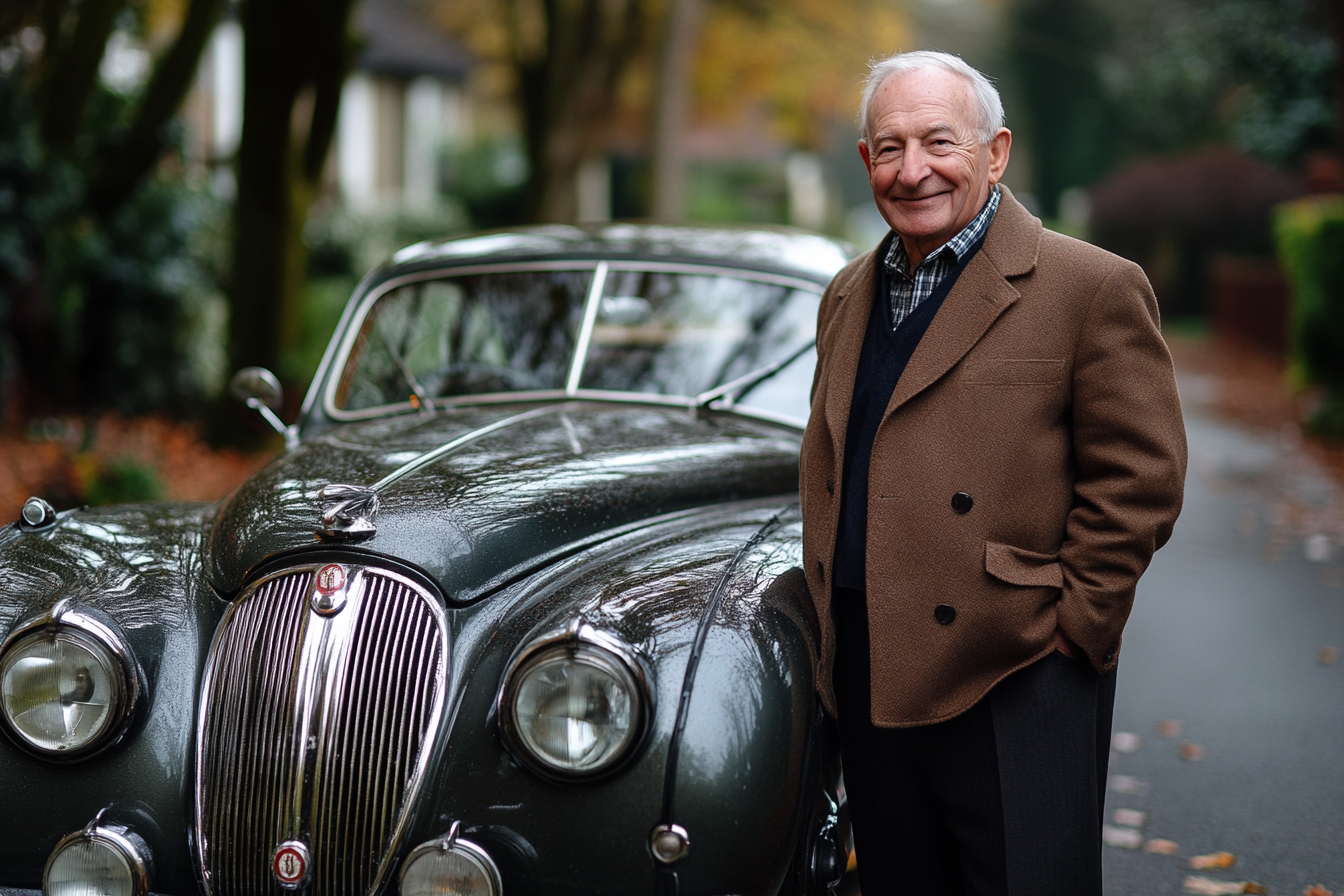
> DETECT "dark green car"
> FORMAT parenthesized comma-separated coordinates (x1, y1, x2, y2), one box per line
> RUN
(0, 224, 853, 896)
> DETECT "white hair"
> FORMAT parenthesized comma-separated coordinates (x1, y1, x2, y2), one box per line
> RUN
(858, 50, 1005, 145)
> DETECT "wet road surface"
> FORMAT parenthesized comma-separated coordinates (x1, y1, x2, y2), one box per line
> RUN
(1103, 378, 1344, 895)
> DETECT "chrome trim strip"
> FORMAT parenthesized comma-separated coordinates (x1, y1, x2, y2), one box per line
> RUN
(600, 259, 825, 293)
(371, 405, 564, 491)
(566, 260, 608, 395)
(194, 562, 450, 896)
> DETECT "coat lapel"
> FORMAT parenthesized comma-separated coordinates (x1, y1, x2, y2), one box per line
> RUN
(882, 188, 1042, 419)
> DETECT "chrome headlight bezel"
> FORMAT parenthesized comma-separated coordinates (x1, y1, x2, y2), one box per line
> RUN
(0, 600, 142, 761)
(43, 815, 153, 896)
(399, 824, 502, 896)
(496, 620, 653, 782)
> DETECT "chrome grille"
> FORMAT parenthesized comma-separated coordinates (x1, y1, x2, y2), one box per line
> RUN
(195, 564, 448, 896)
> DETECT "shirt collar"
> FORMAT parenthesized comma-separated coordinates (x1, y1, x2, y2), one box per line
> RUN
(884, 184, 1001, 276)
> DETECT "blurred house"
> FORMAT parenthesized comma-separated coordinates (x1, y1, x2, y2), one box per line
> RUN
(189, 0, 473, 211)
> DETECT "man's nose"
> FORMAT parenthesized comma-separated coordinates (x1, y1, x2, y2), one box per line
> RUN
(897, 145, 930, 186)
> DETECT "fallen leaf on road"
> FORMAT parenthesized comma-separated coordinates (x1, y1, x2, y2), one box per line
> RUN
(1182, 876, 1266, 895)
(1303, 886, 1333, 896)
(1190, 852, 1237, 870)
(1109, 775, 1150, 795)
(1157, 719, 1184, 737)
(1145, 838, 1180, 855)
(1103, 825, 1143, 849)
(1113, 731, 1143, 753)
(1114, 808, 1148, 827)
(1320, 646, 1338, 666)
(1179, 741, 1208, 761)
(1305, 533, 1332, 563)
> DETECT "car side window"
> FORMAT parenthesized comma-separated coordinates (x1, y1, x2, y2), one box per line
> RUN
(578, 270, 819, 416)
(336, 270, 591, 410)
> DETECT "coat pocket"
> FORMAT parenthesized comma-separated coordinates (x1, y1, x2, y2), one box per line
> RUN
(965, 359, 1063, 386)
(984, 540, 1064, 589)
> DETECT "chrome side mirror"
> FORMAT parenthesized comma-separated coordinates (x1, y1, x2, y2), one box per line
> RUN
(229, 367, 298, 450)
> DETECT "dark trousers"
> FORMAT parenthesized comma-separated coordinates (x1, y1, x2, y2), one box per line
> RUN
(832, 587, 1116, 896)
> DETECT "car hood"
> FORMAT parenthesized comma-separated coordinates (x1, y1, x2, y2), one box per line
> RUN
(206, 401, 803, 598)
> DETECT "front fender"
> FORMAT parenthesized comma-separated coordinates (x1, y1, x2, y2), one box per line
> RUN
(0, 504, 221, 892)
(404, 503, 831, 896)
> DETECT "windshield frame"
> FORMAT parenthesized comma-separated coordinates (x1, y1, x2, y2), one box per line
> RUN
(318, 259, 825, 428)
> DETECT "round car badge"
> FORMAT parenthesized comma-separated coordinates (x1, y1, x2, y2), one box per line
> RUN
(272, 840, 310, 888)
(311, 563, 348, 615)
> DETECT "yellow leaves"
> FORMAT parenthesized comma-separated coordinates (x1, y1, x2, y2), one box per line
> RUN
(1157, 718, 1184, 737)
(1190, 852, 1237, 870)
(1145, 838, 1180, 855)
(1303, 886, 1334, 896)
(1179, 741, 1208, 761)
(693, 0, 909, 147)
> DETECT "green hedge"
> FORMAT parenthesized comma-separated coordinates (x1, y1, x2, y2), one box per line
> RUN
(1274, 195, 1344, 435)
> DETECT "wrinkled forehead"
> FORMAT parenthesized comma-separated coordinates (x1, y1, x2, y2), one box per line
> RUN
(866, 67, 978, 139)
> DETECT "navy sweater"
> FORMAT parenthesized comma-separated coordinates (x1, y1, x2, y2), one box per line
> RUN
(832, 232, 987, 591)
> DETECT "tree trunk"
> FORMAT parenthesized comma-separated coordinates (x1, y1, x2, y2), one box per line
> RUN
(650, 0, 704, 223)
(512, 0, 645, 223)
(88, 0, 228, 215)
(227, 0, 356, 387)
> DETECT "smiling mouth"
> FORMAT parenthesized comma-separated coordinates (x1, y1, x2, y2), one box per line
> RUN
(896, 193, 946, 205)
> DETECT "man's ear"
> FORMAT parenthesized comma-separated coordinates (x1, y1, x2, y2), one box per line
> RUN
(987, 128, 1012, 184)
(858, 139, 873, 175)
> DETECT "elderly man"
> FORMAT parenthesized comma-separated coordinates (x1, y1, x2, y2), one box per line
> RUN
(799, 51, 1186, 894)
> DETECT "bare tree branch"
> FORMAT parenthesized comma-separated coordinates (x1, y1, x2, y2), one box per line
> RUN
(89, 0, 228, 215)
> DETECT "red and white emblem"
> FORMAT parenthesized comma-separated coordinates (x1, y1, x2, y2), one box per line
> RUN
(315, 563, 346, 594)
(272, 841, 310, 888)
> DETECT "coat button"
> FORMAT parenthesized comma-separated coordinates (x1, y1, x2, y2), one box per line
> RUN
(951, 492, 973, 514)
(934, 604, 956, 625)
(825, 478, 835, 495)
(1104, 645, 1118, 663)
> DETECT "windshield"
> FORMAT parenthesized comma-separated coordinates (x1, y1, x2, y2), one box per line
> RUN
(333, 265, 821, 421)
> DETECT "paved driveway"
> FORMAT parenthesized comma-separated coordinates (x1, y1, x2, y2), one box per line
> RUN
(1103, 378, 1344, 895)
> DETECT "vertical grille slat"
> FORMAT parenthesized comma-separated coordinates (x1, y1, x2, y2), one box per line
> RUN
(197, 565, 447, 896)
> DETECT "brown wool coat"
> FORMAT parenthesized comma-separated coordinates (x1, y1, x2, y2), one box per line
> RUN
(800, 187, 1187, 728)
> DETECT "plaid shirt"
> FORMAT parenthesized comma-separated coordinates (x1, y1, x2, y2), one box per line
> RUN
(883, 185, 1001, 330)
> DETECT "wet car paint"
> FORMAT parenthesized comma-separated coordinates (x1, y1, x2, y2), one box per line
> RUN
(0, 223, 852, 895)
(207, 402, 803, 601)
(0, 505, 222, 890)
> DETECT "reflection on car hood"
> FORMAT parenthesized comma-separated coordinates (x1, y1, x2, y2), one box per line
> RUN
(206, 401, 803, 598)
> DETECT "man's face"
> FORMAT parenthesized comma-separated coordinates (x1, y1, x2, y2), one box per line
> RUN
(859, 67, 1011, 263)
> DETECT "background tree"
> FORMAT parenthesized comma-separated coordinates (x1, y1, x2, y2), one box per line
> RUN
(226, 0, 358, 387)
(436, 0, 908, 224)
(0, 0, 227, 421)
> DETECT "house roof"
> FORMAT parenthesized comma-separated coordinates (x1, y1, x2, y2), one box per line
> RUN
(356, 0, 472, 81)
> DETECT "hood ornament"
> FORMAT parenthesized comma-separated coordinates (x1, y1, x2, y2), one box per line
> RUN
(317, 484, 379, 541)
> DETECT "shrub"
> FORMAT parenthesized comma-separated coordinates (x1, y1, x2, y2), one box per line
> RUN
(1274, 195, 1344, 435)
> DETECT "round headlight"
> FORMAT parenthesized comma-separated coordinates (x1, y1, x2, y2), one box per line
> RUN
(400, 832, 501, 896)
(499, 627, 648, 779)
(44, 822, 152, 896)
(0, 606, 137, 758)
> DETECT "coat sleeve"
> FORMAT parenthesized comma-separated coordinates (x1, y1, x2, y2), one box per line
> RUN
(1056, 258, 1188, 673)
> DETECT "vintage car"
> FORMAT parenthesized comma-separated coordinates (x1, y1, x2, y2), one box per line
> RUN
(0, 223, 855, 896)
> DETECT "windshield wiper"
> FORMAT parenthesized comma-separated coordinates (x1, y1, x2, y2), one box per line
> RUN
(380, 329, 435, 413)
(694, 339, 815, 409)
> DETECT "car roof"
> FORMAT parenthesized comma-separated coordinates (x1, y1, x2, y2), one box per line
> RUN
(376, 223, 856, 286)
